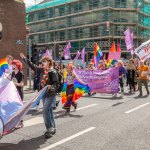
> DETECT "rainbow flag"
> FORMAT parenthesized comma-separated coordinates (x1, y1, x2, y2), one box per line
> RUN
(0, 58, 8, 77)
(94, 43, 103, 67)
(61, 80, 91, 104)
(61, 82, 67, 104)
(73, 80, 91, 101)
(106, 42, 117, 67)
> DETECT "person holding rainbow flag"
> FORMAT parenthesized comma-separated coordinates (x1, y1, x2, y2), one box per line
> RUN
(62, 63, 77, 113)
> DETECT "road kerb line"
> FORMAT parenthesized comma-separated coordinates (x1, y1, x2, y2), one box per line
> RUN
(125, 103, 150, 114)
(39, 127, 96, 150)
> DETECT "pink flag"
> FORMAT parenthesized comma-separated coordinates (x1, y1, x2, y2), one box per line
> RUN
(43, 49, 52, 58)
(64, 42, 71, 60)
(74, 51, 80, 61)
(117, 44, 121, 52)
(124, 28, 134, 55)
(81, 47, 85, 63)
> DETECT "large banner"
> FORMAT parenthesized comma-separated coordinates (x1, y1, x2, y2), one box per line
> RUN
(135, 39, 150, 61)
(73, 67, 119, 94)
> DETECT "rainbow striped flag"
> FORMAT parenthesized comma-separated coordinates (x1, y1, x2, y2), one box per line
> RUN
(73, 80, 91, 101)
(0, 58, 8, 77)
(94, 43, 103, 67)
(61, 82, 67, 104)
(61, 80, 91, 104)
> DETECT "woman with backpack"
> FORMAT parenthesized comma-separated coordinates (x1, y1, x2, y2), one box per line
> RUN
(20, 53, 58, 139)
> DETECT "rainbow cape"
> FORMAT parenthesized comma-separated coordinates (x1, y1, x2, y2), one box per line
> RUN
(94, 43, 103, 67)
(0, 58, 8, 77)
(61, 80, 91, 104)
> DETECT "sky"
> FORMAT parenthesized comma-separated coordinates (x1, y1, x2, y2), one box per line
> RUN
(24, 0, 44, 7)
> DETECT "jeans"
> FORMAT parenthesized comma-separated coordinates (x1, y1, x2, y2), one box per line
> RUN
(43, 96, 56, 130)
(119, 77, 125, 93)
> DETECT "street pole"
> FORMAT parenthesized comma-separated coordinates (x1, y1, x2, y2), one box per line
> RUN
(28, 38, 32, 90)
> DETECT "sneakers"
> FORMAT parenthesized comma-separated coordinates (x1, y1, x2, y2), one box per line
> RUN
(120, 93, 124, 98)
(138, 94, 142, 97)
(47, 128, 56, 135)
(44, 131, 53, 139)
(45, 128, 56, 139)
(112, 93, 117, 98)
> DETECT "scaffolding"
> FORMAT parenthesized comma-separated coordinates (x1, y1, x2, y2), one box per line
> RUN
(26, 0, 150, 56)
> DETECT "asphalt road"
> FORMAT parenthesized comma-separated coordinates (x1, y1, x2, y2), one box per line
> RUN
(0, 89, 150, 150)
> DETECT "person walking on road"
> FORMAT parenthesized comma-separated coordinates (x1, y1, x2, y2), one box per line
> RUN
(20, 53, 58, 139)
(138, 61, 150, 97)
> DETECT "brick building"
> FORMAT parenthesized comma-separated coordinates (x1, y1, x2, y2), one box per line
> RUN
(0, 0, 27, 82)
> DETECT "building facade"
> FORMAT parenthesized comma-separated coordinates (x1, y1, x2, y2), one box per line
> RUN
(26, 0, 150, 59)
(0, 0, 27, 81)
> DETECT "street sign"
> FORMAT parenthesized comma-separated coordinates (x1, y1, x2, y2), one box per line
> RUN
(16, 40, 24, 45)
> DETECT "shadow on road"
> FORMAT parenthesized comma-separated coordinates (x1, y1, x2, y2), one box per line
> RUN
(0, 135, 47, 150)
(112, 102, 124, 107)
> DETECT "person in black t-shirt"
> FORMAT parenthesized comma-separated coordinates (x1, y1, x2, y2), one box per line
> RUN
(11, 60, 24, 100)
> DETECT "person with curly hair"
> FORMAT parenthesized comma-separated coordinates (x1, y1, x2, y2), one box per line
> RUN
(11, 60, 24, 100)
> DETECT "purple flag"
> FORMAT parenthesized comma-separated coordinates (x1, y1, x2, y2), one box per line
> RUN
(124, 28, 134, 55)
(43, 49, 52, 58)
(64, 42, 71, 60)
(74, 51, 80, 61)
(81, 47, 85, 63)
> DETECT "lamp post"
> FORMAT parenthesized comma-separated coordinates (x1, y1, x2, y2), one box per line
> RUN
(28, 37, 32, 89)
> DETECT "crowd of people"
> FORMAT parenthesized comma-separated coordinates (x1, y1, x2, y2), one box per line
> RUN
(3, 53, 150, 139)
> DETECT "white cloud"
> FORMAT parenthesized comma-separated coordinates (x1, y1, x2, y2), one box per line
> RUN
(24, 0, 44, 7)
(24, 0, 35, 7)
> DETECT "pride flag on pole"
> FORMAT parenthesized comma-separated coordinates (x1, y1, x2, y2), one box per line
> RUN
(74, 51, 80, 61)
(124, 28, 134, 55)
(93, 43, 103, 67)
(0, 58, 8, 77)
(106, 42, 117, 66)
(64, 41, 71, 60)
(81, 47, 85, 63)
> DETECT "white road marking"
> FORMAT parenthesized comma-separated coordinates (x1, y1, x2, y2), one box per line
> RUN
(24, 104, 98, 127)
(39, 127, 96, 150)
(76, 103, 98, 111)
(125, 103, 150, 114)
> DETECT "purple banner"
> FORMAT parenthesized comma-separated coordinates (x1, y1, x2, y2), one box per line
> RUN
(73, 67, 119, 94)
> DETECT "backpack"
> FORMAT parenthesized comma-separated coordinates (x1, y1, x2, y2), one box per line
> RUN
(55, 69, 63, 93)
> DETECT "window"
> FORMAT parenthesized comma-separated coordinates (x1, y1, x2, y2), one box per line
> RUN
(47, 8, 54, 18)
(39, 34, 45, 43)
(115, 0, 127, 8)
(38, 10, 46, 20)
(28, 13, 34, 22)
